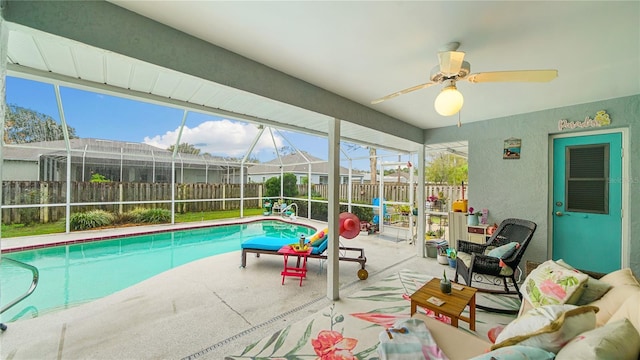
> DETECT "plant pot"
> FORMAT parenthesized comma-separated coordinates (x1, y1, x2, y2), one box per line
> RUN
(467, 213, 479, 226)
(448, 258, 457, 268)
(437, 254, 449, 265)
(426, 245, 438, 258)
(440, 278, 452, 294)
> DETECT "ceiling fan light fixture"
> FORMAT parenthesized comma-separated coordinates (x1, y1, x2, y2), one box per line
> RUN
(434, 82, 464, 116)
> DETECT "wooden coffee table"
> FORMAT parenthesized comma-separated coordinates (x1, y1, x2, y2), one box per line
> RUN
(410, 277, 477, 330)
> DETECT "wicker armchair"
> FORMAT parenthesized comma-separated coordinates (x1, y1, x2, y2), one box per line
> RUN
(454, 218, 537, 312)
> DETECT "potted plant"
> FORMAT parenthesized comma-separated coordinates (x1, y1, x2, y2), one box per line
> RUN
(437, 245, 449, 265)
(467, 206, 481, 226)
(446, 248, 457, 268)
(440, 269, 452, 294)
(427, 194, 439, 208)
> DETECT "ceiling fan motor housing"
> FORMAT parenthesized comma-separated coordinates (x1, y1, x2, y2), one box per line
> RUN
(430, 61, 471, 83)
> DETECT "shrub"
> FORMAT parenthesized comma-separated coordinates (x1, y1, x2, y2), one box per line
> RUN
(90, 173, 110, 182)
(139, 208, 171, 223)
(70, 210, 115, 230)
(113, 211, 137, 224)
(127, 207, 171, 223)
(346, 204, 373, 222)
(265, 173, 299, 198)
(127, 208, 147, 223)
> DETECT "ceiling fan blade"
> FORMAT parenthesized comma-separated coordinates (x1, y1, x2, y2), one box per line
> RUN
(466, 70, 558, 83)
(438, 51, 465, 76)
(371, 82, 436, 104)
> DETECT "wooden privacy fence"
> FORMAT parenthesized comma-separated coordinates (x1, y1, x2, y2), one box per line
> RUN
(1, 181, 263, 224)
(1, 181, 466, 224)
(298, 183, 467, 207)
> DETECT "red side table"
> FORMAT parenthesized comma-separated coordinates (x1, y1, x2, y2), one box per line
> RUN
(278, 245, 312, 286)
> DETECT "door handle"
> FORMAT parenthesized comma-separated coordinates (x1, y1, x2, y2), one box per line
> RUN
(555, 211, 570, 216)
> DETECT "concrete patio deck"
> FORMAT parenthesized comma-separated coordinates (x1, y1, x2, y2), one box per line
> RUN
(0, 217, 454, 359)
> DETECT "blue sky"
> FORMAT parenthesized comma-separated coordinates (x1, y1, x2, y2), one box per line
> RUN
(5, 76, 411, 170)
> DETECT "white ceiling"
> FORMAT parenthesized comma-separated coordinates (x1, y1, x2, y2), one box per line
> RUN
(108, 1, 639, 129)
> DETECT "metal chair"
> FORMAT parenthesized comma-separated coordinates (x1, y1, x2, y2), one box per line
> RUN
(454, 218, 537, 313)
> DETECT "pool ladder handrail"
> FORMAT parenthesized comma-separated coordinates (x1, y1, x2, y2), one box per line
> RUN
(0, 257, 39, 331)
(281, 203, 298, 217)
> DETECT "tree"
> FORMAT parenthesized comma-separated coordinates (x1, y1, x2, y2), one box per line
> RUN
(343, 143, 377, 184)
(369, 147, 377, 184)
(425, 153, 468, 185)
(4, 104, 78, 144)
(168, 143, 201, 155)
(275, 146, 295, 156)
(264, 173, 299, 198)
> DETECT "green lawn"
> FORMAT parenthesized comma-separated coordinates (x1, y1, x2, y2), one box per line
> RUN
(174, 208, 264, 222)
(1, 208, 266, 238)
(1, 221, 67, 238)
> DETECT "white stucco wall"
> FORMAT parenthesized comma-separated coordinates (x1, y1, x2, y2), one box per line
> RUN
(2, 160, 39, 180)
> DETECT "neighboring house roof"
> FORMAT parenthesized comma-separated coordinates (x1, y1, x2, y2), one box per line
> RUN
(2, 138, 241, 168)
(247, 151, 359, 176)
(361, 171, 411, 183)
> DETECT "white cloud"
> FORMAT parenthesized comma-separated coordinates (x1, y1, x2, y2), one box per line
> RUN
(143, 119, 283, 157)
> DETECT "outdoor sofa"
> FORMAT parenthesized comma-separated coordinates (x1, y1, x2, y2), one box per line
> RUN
(410, 260, 640, 359)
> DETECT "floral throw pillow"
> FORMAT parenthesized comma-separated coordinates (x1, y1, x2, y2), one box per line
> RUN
(555, 259, 612, 305)
(492, 304, 598, 353)
(521, 260, 589, 307)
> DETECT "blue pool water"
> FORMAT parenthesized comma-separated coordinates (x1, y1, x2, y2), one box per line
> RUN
(0, 220, 315, 323)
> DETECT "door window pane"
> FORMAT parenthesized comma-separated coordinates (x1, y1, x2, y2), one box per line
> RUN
(565, 144, 609, 213)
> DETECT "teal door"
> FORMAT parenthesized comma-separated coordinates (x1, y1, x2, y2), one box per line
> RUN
(552, 133, 622, 273)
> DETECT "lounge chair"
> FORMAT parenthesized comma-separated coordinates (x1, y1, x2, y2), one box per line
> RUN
(454, 218, 537, 313)
(240, 229, 368, 280)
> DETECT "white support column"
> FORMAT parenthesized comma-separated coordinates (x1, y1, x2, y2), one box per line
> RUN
(152, 150, 156, 183)
(327, 118, 340, 300)
(378, 160, 385, 233)
(0, 18, 8, 242)
(348, 159, 353, 213)
(120, 148, 124, 182)
(417, 145, 426, 257)
(241, 126, 266, 218)
(82, 145, 87, 181)
(280, 166, 284, 200)
(409, 156, 415, 241)
(170, 111, 188, 224)
(239, 164, 244, 217)
(53, 85, 72, 233)
(307, 164, 312, 219)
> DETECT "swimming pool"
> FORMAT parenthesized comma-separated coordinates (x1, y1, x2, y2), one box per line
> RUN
(0, 220, 315, 323)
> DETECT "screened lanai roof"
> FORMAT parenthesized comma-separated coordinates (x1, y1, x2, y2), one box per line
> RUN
(248, 152, 355, 176)
(2, 138, 236, 167)
(5, 22, 424, 155)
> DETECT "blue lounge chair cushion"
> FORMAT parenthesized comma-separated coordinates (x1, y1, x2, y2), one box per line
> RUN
(241, 236, 290, 251)
(311, 238, 328, 255)
(241, 236, 329, 255)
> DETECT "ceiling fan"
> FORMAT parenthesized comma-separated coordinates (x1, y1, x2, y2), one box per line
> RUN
(371, 42, 558, 116)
